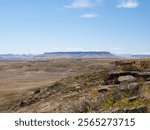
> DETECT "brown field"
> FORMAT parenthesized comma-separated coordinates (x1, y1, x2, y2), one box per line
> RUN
(0, 58, 150, 113)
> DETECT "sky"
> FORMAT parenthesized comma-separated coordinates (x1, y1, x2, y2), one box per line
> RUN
(0, 0, 150, 54)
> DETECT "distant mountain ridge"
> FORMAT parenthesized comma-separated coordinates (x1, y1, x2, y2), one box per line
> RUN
(131, 55, 150, 58)
(36, 51, 116, 59)
(0, 54, 33, 59)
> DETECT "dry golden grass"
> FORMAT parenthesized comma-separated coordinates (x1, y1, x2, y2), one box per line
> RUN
(0, 58, 150, 113)
(0, 58, 115, 112)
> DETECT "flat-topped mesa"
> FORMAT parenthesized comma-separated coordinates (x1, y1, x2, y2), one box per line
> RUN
(36, 51, 117, 59)
(44, 51, 112, 55)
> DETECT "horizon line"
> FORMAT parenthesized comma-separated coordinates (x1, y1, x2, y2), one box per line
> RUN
(0, 51, 150, 55)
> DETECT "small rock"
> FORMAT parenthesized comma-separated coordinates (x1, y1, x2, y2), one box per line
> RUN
(19, 101, 25, 107)
(127, 83, 139, 93)
(19, 100, 28, 107)
(125, 105, 147, 113)
(128, 96, 138, 102)
(97, 85, 108, 92)
(100, 80, 105, 85)
(146, 77, 150, 81)
(34, 88, 41, 94)
(75, 86, 81, 92)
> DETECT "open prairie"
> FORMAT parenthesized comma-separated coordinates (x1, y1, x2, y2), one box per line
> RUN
(0, 58, 150, 113)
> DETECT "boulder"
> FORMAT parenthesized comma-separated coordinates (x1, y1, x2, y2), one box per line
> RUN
(120, 83, 139, 94)
(139, 72, 150, 79)
(118, 75, 136, 83)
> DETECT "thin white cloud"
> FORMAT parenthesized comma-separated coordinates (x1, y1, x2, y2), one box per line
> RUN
(80, 13, 99, 18)
(117, 0, 139, 8)
(64, 0, 93, 8)
(64, 0, 103, 9)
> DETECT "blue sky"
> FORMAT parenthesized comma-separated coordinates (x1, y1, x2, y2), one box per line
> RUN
(0, 0, 150, 54)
